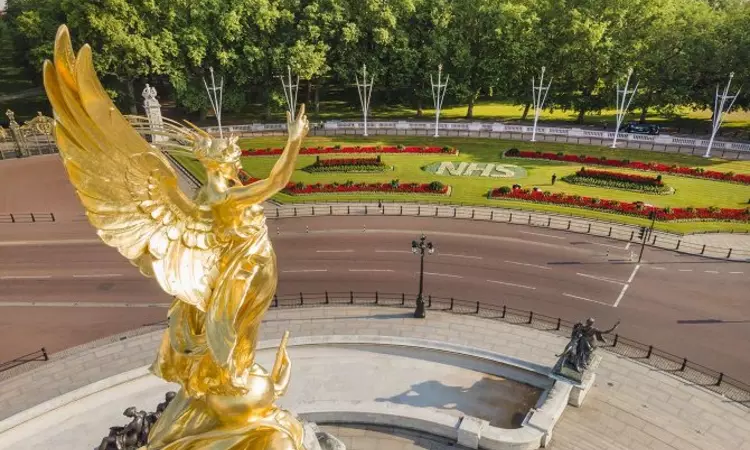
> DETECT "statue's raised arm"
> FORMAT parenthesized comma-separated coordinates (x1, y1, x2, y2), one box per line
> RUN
(228, 105, 309, 207)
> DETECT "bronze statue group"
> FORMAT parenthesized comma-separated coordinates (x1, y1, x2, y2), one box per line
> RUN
(97, 392, 176, 450)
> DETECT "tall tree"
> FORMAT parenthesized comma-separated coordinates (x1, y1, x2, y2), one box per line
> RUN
(535, 0, 660, 123)
(57, 0, 179, 113)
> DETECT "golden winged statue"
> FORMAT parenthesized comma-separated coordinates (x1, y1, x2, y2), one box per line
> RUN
(43, 25, 310, 450)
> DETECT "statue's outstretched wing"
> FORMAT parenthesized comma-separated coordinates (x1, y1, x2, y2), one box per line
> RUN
(43, 26, 224, 310)
(126, 114, 203, 160)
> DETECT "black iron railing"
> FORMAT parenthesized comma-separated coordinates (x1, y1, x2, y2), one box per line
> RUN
(268, 291, 750, 406)
(2, 292, 748, 406)
(0, 212, 55, 224)
(268, 203, 750, 260)
(0, 347, 48, 372)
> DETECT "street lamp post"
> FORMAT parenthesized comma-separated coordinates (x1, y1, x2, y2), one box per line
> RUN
(411, 234, 435, 318)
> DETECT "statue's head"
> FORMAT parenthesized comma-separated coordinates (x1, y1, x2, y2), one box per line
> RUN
(195, 134, 242, 175)
(123, 407, 137, 417)
(585, 318, 595, 326)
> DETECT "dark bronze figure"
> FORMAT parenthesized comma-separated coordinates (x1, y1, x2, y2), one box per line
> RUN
(96, 392, 176, 450)
(558, 318, 620, 373)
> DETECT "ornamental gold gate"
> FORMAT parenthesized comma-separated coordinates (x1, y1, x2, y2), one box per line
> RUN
(0, 110, 57, 160)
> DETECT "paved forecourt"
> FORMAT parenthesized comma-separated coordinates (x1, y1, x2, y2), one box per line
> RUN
(0, 306, 748, 450)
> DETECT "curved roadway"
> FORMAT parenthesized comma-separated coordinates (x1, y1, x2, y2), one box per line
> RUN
(1, 155, 748, 383)
(1, 215, 748, 381)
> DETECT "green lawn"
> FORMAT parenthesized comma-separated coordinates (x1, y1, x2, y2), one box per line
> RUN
(176, 136, 750, 234)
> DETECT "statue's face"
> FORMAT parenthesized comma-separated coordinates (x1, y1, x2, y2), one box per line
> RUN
(196, 136, 242, 177)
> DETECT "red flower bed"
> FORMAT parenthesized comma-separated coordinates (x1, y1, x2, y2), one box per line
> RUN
(575, 168, 663, 186)
(287, 181, 449, 195)
(237, 169, 259, 185)
(489, 186, 750, 222)
(317, 157, 381, 167)
(242, 145, 457, 156)
(237, 170, 449, 195)
(505, 149, 750, 185)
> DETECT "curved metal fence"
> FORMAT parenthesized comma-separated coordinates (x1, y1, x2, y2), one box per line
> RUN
(268, 202, 750, 261)
(0, 212, 55, 224)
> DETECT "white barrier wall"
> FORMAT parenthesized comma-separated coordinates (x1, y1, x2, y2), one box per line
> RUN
(206, 120, 750, 157)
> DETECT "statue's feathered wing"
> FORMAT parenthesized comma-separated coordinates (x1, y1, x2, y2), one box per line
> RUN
(42, 26, 224, 311)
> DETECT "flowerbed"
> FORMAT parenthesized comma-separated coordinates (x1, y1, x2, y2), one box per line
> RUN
(286, 180, 449, 195)
(243, 145, 458, 156)
(303, 156, 388, 173)
(238, 169, 259, 185)
(504, 148, 750, 185)
(489, 186, 750, 222)
(561, 168, 673, 194)
(238, 170, 449, 195)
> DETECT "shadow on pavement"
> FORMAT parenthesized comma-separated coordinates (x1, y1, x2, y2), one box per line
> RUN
(375, 377, 540, 429)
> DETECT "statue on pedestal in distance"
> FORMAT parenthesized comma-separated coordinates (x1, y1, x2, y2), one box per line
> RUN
(555, 318, 620, 377)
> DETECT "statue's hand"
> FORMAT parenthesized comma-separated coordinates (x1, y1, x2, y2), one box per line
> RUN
(287, 104, 309, 142)
(271, 332, 292, 396)
(272, 345, 291, 395)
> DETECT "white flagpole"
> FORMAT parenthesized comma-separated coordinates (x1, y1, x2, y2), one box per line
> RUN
(355, 64, 374, 136)
(611, 67, 638, 148)
(704, 72, 740, 158)
(431, 64, 449, 137)
(279, 66, 300, 121)
(530, 66, 552, 142)
(203, 67, 224, 138)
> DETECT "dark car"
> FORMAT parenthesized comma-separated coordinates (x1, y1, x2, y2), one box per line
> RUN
(619, 122, 660, 135)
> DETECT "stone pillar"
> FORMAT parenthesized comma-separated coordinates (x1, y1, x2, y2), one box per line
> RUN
(142, 84, 167, 143)
(6, 110, 29, 158)
(552, 351, 601, 407)
(456, 416, 489, 449)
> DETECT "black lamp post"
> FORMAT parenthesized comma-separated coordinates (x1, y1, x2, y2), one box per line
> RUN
(411, 234, 434, 318)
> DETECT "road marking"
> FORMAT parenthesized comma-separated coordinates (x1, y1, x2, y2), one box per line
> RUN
(627, 264, 641, 283)
(0, 238, 101, 247)
(562, 293, 612, 307)
(518, 231, 565, 240)
(651, 267, 666, 270)
(486, 280, 536, 290)
(576, 272, 627, 286)
(439, 253, 483, 260)
(375, 250, 412, 254)
(503, 260, 551, 270)
(614, 285, 630, 308)
(704, 270, 719, 274)
(613, 264, 641, 308)
(348, 269, 394, 273)
(729, 272, 744, 274)
(316, 250, 354, 253)
(0, 301, 170, 308)
(0, 275, 52, 280)
(72, 273, 122, 279)
(423, 272, 463, 279)
(678, 269, 693, 272)
(282, 269, 328, 273)
(624, 242, 631, 250)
